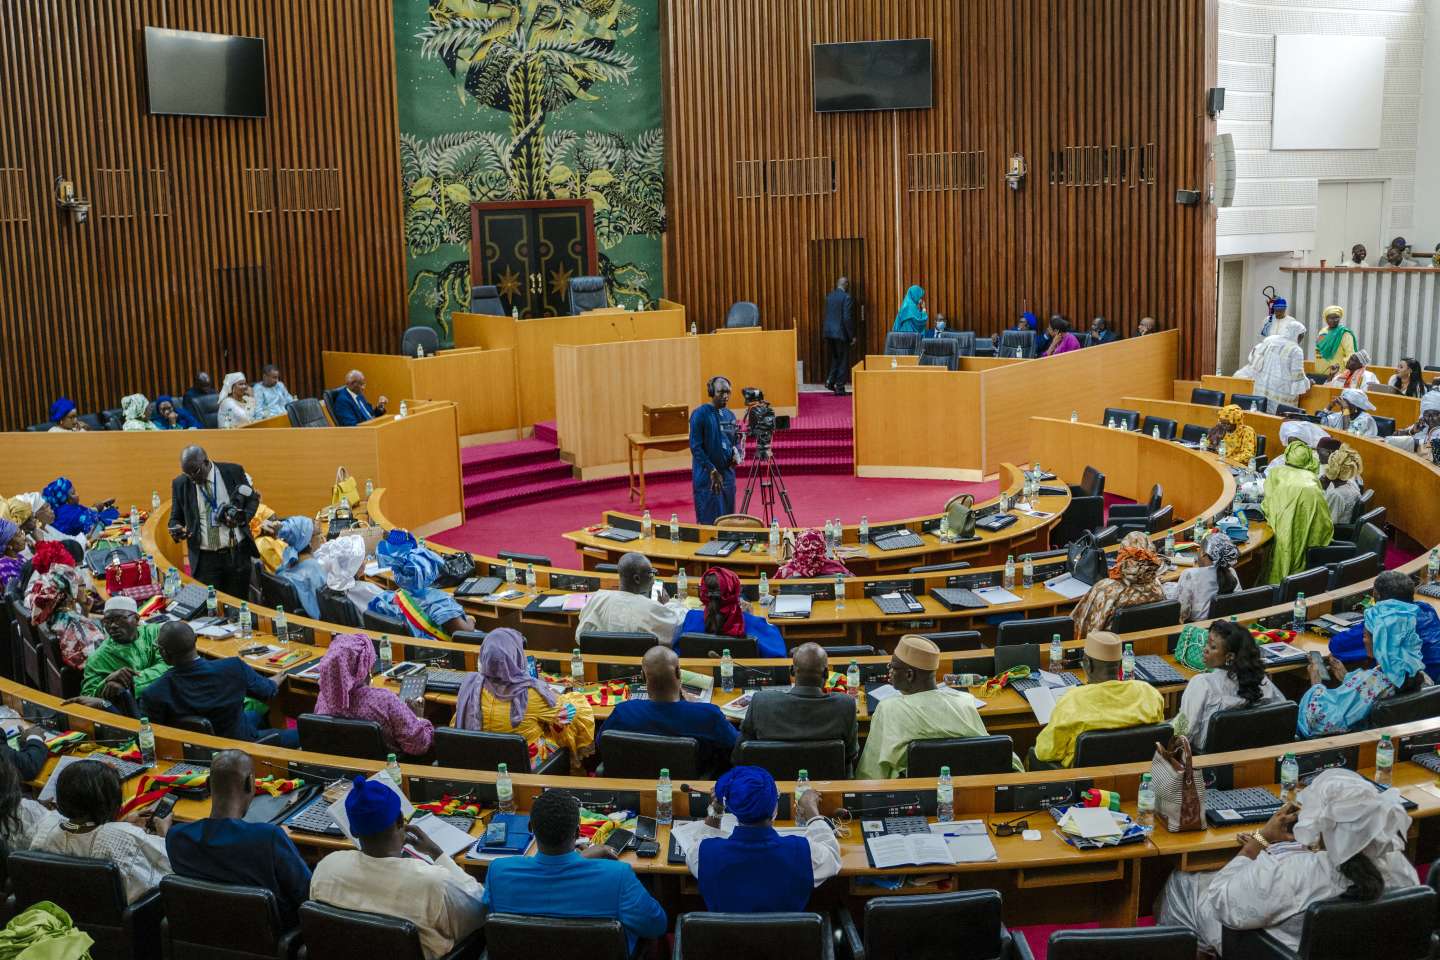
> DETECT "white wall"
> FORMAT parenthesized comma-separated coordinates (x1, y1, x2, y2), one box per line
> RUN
(1417, 0, 1440, 245)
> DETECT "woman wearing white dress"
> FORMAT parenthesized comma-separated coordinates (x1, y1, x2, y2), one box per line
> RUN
(0, 748, 46, 852)
(1173, 619, 1286, 751)
(1165, 532, 1241, 623)
(217, 371, 257, 430)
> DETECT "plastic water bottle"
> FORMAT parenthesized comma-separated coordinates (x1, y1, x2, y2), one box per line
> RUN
(1293, 592, 1307, 631)
(824, 519, 835, 550)
(505, 558, 516, 583)
(1280, 752, 1299, 802)
(151, 490, 161, 512)
(1003, 554, 1015, 589)
(163, 566, 180, 599)
(1429, 548, 1440, 584)
(656, 769, 673, 824)
(1217, 437, 1228, 460)
(720, 649, 734, 692)
(939, 514, 951, 541)
(206, 585, 218, 616)
(496, 762, 515, 813)
(1376, 735, 1395, 787)
(769, 520, 780, 555)
(273, 605, 288, 642)
(137, 717, 156, 767)
(834, 574, 845, 610)
(1050, 633, 1064, 672)
(759, 572, 770, 601)
(847, 659, 861, 698)
(1152, 425, 1161, 440)
(1136, 774, 1156, 827)
(385, 753, 403, 787)
(238, 601, 253, 640)
(1193, 516, 1205, 544)
(677, 567, 688, 599)
(365, 478, 374, 500)
(937, 766, 954, 821)
(1107, 416, 1116, 430)
(1163, 532, 1175, 558)
(641, 509, 653, 538)
(689, 322, 697, 336)
(858, 515, 869, 546)
(416, 341, 425, 358)
(1022, 555, 1035, 589)
(398, 400, 408, 419)
(378, 635, 393, 674)
(670, 513, 680, 543)
(1122, 642, 1135, 681)
(1070, 410, 1079, 423)
(129, 505, 141, 538)
(511, 306, 520, 320)
(524, 563, 536, 588)
(570, 647, 584, 683)
(796, 769, 811, 806)
(1198, 433, 1209, 452)
(1015, 346, 1024, 359)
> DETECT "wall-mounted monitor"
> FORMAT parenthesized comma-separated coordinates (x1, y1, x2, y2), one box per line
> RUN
(144, 26, 267, 119)
(812, 39, 932, 113)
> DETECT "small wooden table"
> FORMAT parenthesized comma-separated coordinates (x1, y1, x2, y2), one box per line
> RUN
(626, 431, 690, 506)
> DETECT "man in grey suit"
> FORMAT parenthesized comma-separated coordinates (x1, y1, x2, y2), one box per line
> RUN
(734, 643, 859, 773)
(822, 277, 855, 396)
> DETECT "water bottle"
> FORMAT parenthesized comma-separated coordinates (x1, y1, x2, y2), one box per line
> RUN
(890, 356, 898, 369)
(1136, 774, 1156, 827)
(1122, 642, 1135, 681)
(1070, 409, 1078, 423)
(511, 306, 520, 320)
(1163, 531, 1175, 558)
(1003, 554, 1015, 589)
(496, 762, 515, 813)
(1152, 425, 1161, 440)
(656, 769, 673, 824)
(385, 753, 403, 787)
(795, 769, 811, 806)
(378, 635, 393, 674)
(858, 515, 869, 546)
(1293, 592, 1307, 631)
(939, 513, 951, 540)
(847, 659, 861, 698)
(641, 509, 653, 538)
(834, 573, 845, 610)
(273, 605, 287, 642)
(206, 585, 218, 616)
(937, 766, 954, 821)
(129, 505, 141, 539)
(1022, 555, 1035, 589)
(151, 489, 161, 512)
(1198, 433, 1209, 451)
(163, 566, 180, 598)
(1375, 734, 1395, 788)
(689, 321, 697, 336)
(720, 649, 734, 692)
(1015, 346, 1023, 359)
(365, 478, 374, 500)
(1193, 516, 1205, 544)
(398, 400, 408, 419)
(769, 520, 780, 555)
(1107, 416, 1116, 430)
(525, 563, 536, 588)
(1280, 752, 1299, 802)
(670, 513, 680, 543)
(677, 567, 688, 599)
(505, 558, 516, 583)
(571, 647, 585, 682)
(1429, 548, 1440, 584)
(824, 519, 835, 551)
(137, 717, 156, 767)
(759, 572, 770, 602)
(416, 341, 425, 358)
(1049, 633, 1064, 672)
(239, 601, 253, 640)
(1217, 437, 1228, 461)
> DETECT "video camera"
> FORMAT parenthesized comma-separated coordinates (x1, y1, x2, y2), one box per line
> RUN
(741, 387, 789, 457)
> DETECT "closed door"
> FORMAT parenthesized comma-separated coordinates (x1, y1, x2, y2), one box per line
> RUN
(1314, 180, 1384, 265)
(806, 239, 865, 383)
(470, 200, 597, 317)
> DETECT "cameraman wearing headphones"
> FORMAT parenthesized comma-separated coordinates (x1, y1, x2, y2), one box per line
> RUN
(168, 445, 261, 599)
(690, 377, 740, 524)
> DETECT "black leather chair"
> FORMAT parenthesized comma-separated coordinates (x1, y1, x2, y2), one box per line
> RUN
(1275, 402, 1307, 417)
(363, 607, 409, 635)
(258, 569, 304, 614)
(579, 631, 655, 679)
(834, 889, 1030, 960)
(296, 901, 483, 960)
(1220, 887, 1436, 960)
(1101, 407, 1140, 430)
(1051, 496, 1105, 547)
(907, 561, 971, 574)
(907, 736, 1015, 777)
(77, 412, 104, 431)
(171, 715, 216, 736)
(1050, 926, 1195, 960)
(317, 588, 364, 628)
(938, 330, 975, 356)
(159, 875, 299, 960)
(7, 850, 164, 959)
(286, 398, 330, 428)
(469, 284, 505, 315)
(1111, 599, 1181, 633)
(1141, 416, 1177, 440)
(186, 392, 221, 429)
(725, 301, 760, 328)
(884, 332, 919, 356)
(735, 739, 846, 780)
(918, 338, 959, 370)
(674, 911, 833, 960)
(1203, 701, 1297, 754)
(40, 630, 82, 700)
(483, 914, 630, 960)
(401, 325, 440, 356)
(599, 729, 701, 779)
(1073, 723, 1173, 766)
(1209, 585, 1279, 619)
(1181, 423, 1209, 444)
(496, 549, 552, 566)
(994, 644, 1040, 674)
(1279, 567, 1330, 604)
(13, 599, 43, 690)
(1328, 552, 1380, 590)
(322, 387, 347, 425)
(916, 631, 982, 652)
(1230, 392, 1267, 412)
(1373, 415, 1396, 437)
(997, 616, 1073, 647)
(433, 727, 569, 775)
(1190, 387, 1225, 407)
(1108, 491, 1160, 525)
(1335, 505, 1385, 544)
(1069, 466, 1106, 499)
(997, 330, 1034, 358)
(1370, 686, 1440, 728)
(297, 713, 389, 760)
(678, 633, 758, 658)
(568, 276, 608, 314)
(100, 407, 125, 431)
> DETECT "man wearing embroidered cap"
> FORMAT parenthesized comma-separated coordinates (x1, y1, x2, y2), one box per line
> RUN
(1032, 631, 1166, 768)
(1320, 387, 1378, 437)
(310, 776, 485, 958)
(80, 595, 169, 704)
(856, 635, 1020, 779)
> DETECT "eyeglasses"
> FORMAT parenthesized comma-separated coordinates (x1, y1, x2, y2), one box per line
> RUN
(989, 812, 1031, 836)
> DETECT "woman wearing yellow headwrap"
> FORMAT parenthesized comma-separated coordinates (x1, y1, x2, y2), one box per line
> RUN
(1262, 440, 1334, 583)
(1321, 444, 1363, 525)
(1207, 405, 1256, 467)
(1315, 305, 1357, 373)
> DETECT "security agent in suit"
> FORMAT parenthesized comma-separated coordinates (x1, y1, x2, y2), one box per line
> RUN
(168, 445, 261, 600)
(690, 377, 739, 525)
(822, 277, 855, 395)
(331, 369, 388, 426)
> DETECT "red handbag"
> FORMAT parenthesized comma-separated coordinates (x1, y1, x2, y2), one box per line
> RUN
(105, 559, 162, 600)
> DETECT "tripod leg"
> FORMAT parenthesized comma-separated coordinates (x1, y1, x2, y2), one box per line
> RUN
(765, 456, 799, 527)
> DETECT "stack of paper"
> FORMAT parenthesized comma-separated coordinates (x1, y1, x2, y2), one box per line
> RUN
(1056, 807, 1125, 843)
(974, 586, 1022, 605)
(1022, 683, 1072, 724)
(1043, 574, 1092, 600)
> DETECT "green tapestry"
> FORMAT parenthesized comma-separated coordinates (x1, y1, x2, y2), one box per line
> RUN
(394, 0, 665, 338)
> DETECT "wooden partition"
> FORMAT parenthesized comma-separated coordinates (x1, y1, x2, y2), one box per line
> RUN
(699, 328, 798, 414)
(321, 348, 518, 440)
(1201, 374, 1420, 425)
(0, 401, 463, 533)
(854, 364, 985, 479)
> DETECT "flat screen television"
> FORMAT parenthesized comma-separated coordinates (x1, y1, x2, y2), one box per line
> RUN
(812, 39, 932, 113)
(144, 26, 267, 118)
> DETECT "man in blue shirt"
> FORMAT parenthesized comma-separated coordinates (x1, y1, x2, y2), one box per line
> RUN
(140, 622, 297, 746)
(166, 749, 311, 928)
(482, 789, 667, 951)
(604, 646, 738, 776)
(689, 376, 739, 524)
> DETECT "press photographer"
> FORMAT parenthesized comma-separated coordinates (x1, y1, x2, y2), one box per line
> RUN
(168, 444, 261, 598)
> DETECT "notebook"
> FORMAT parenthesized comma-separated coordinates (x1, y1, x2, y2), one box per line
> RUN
(771, 594, 813, 618)
(465, 813, 533, 858)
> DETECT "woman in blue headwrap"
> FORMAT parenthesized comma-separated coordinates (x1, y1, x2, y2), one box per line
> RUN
(1299, 599, 1426, 736)
(150, 396, 201, 431)
(42, 478, 117, 539)
(47, 398, 86, 432)
(274, 516, 326, 619)
(366, 530, 474, 641)
(890, 285, 928, 334)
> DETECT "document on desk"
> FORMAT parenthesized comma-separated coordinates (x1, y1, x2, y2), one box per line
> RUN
(865, 833, 956, 868)
(196, 622, 238, 639)
(974, 586, 1022, 606)
(39, 755, 85, 804)
(670, 814, 739, 855)
(1043, 574, 1092, 600)
(1024, 685, 1071, 724)
(407, 813, 477, 858)
(772, 594, 813, 618)
(930, 820, 998, 863)
(866, 684, 900, 704)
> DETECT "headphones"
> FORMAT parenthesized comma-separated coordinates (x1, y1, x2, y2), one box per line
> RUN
(706, 376, 730, 398)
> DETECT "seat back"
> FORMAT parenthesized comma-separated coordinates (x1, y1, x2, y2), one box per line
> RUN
(918, 338, 959, 370)
(735, 739, 846, 780)
(883, 332, 919, 355)
(1101, 407, 1140, 430)
(677, 633, 758, 658)
(1140, 416, 1177, 440)
(39, 630, 82, 700)
(996, 616, 1074, 647)
(715, 514, 765, 528)
(997, 330, 1033, 358)
(484, 914, 629, 960)
(433, 727, 530, 771)
(6, 850, 156, 959)
(599, 729, 701, 779)
(1051, 496, 1105, 548)
(1373, 415, 1396, 437)
(171, 715, 216, 736)
(907, 736, 1015, 777)
(1073, 723, 1173, 766)
(1049, 926, 1196, 960)
(1208, 584, 1278, 619)
(821, 644, 878, 657)
(1110, 599, 1181, 633)
(1280, 567, 1330, 603)
(863, 890, 1004, 960)
(1190, 387, 1224, 407)
(908, 561, 971, 574)
(1077, 465, 1105, 498)
(725, 301, 760, 328)
(1145, 504, 1175, 533)
(317, 588, 364, 628)
(1295, 887, 1437, 960)
(496, 549, 552, 566)
(297, 713, 389, 760)
(160, 875, 288, 958)
(675, 911, 828, 960)
(469, 284, 505, 315)
(1229, 392, 1267, 412)
(362, 607, 409, 635)
(993, 644, 1040, 673)
(400, 325, 440, 357)
(1146, 483, 1164, 512)
(578, 630, 655, 657)
(1354, 522, 1388, 561)
(1180, 423, 1208, 444)
(568, 276, 608, 314)
(1203, 701, 1297, 754)
(322, 387, 347, 424)
(1329, 552, 1380, 589)
(1370, 686, 1440, 728)
(297, 901, 427, 960)
(286, 398, 330, 428)
(258, 569, 303, 613)
(916, 631, 982, 652)
(187, 392, 221, 429)
(1275, 402, 1306, 417)
(100, 407, 125, 431)
(938, 330, 975, 356)
(1353, 504, 1386, 532)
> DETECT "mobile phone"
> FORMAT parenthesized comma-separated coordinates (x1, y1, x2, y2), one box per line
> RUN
(1309, 651, 1325, 671)
(634, 815, 657, 842)
(604, 828, 635, 852)
(150, 794, 178, 823)
(634, 839, 660, 858)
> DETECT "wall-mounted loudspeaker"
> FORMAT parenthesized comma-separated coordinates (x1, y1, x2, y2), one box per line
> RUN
(1175, 189, 1202, 206)
(1207, 86, 1226, 117)
(1212, 133, 1236, 208)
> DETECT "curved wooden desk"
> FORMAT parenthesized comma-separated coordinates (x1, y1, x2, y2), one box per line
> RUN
(1200, 373, 1421, 427)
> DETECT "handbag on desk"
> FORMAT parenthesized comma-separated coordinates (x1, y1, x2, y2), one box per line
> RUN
(105, 558, 161, 600)
(331, 466, 360, 509)
(944, 494, 976, 539)
(1067, 531, 1107, 585)
(1150, 735, 1206, 832)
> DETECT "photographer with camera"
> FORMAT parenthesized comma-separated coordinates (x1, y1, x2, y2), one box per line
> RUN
(690, 377, 740, 524)
(168, 445, 261, 599)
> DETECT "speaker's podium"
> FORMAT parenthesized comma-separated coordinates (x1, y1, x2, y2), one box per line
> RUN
(553, 328, 798, 480)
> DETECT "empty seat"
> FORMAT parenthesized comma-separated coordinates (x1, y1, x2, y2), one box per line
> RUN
(1073, 723, 1173, 766)
(725, 301, 760, 328)
(297, 713, 388, 760)
(884, 332, 919, 356)
(401, 325, 440, 357)
(997, 330, 1034, 358)
(1051, 496, 1105, 548)
(735, 739, 846, 780)
(483, 914, 630, 960)
(1050, 927, 1196, 960)
(675, 911, 833, 960)
(297, 900, 484, 960)
(1190, 387, 1225, 407)
(497, 549, 551, 566)
(834, 890, 1026, 960)
(907, 736, 1015, 777)
(1279, 567, 1330, 604)
(469, 284, 505, 315)
(159, 874, 300, 960)
(1328, 552, 1379, 590)
(916, 630, 982, 652)
(996, 616, 1074, 647)
(1110, 599, 1181, 633)
(1229, 392, 1267, 412)
(1069, 466, 1106, 499)
(1373, 416, 1396, 437)
(1141, 416, 1177, 440)
(286, 398, 330, 428)
(1202, 701, 1297, 754)
(1181, 423, 1208, 444)
(1101, 407, 1140, 430)
(568, 276, 608, 314)
(918, 337, 960, 370)
(1208, 585, 1278, 619)
(938, 330, 975, 356)
(599, 729, 701, 779)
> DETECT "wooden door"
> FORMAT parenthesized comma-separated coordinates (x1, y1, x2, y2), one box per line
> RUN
(806, 239, 866, 384)
(469, 200, 597, 317)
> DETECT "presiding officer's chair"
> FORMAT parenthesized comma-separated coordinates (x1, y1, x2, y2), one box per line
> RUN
(883, 332, 919, 355)
(568, 276, 608, 314)
(725, 301, 761, 328)
(400, 325, 439, 357)
(469, 284, 505, 315)
(918, 337, 960, 370)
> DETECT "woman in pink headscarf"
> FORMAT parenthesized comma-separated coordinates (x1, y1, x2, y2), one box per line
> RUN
(775, 529, 852, 580)
(315, 633, 434, 756)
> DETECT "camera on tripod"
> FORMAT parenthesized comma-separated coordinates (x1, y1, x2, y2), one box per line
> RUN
(741, 387, 788, 456)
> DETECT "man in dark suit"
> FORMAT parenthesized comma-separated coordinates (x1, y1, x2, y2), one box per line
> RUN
(822, 277, 855, 396)
(331, 369, 388, 426)
(1089, 316, 1119, 345)
(168, 445, 260, 600)
(733, 642, 858, 773)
